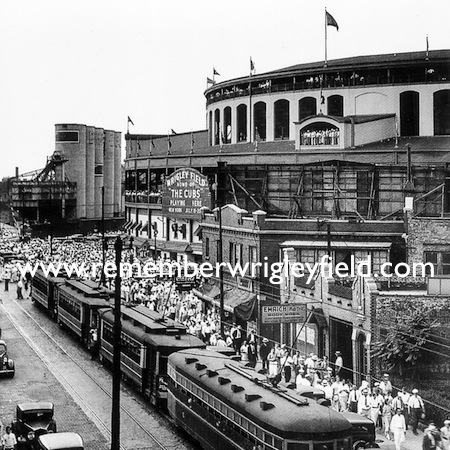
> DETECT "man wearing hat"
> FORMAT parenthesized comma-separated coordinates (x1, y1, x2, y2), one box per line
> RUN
(259, 338, 270, 372)
(390, 409, 407, 450)
(379, 373, 393, 395)
(334, 351, 343, 377)
(423, 422, 442, 450)
(441, 419, 450, 450)
(408, 388, 425, 435)
(357, 388, 372, 419)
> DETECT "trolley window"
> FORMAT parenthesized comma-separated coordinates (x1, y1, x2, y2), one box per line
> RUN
(287, 443, 310, 450)
(313, 442, 334, 450)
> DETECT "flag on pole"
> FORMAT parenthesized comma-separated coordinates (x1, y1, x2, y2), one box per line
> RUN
(128, 116, 134, 126)
(426, 34, 429, 60)
(250, 57, 255, 75)
(213, 67, 220, 76)
(326, 11, 339, 31)
(207, 77, 215, 85)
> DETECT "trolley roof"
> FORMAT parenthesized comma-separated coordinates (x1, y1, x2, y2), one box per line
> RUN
(169, 349, 352, 437)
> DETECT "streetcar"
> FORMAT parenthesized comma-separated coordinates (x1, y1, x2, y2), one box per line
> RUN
(168, 348, 354, 450)
(98, 304, 205, 407)
(55, 279, 112, 346)
(31, 269, 67, 319)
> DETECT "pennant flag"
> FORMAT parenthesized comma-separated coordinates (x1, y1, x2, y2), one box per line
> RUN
(426, 34, 429, 59)
(207, 77, 215, 85)
(191, 132, 195, 151)
(250, 57, 255, 74)
(171, 129, 177, 135)
(326, 11, 339, 31)
(321, 94, 325, 105)
(167, 134, 172, 153)
(213, 67, 220, 76)
(151, 138, 155, 149)
(127, 116, 134, 126)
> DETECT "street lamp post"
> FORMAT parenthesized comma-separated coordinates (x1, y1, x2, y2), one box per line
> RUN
(111, 236, 122, 450)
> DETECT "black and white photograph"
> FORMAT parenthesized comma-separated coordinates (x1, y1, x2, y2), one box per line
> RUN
(0, 1, 449, 449)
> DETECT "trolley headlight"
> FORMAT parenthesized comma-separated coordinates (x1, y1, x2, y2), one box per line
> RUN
(27, 431, 35, 440)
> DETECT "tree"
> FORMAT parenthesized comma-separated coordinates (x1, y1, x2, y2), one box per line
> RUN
(372, 307, 438, 379)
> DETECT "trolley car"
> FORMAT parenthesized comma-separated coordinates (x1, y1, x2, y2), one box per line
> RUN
(99, 304, 205, 407)
(31, 269, 67, 319)
(56, 279, 112, 345)
(168, 348, 354, 450)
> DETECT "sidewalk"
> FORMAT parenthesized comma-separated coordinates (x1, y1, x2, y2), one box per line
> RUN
(376, 428, 422, 450)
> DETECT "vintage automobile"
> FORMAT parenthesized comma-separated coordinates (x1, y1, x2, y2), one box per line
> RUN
(37, 432, 84, 450)
(0, 339, 15, 377)
(12, 402, 57, 449)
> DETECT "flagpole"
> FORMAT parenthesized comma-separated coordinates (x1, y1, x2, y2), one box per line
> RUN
(324, 8, 328, 67)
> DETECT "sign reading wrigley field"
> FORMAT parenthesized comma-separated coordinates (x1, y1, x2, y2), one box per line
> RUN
(162, 168, 211, 219)
(261, 304, 307, 324)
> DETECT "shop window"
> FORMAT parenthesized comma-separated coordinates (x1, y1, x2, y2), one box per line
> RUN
(425, 251, 450, 275)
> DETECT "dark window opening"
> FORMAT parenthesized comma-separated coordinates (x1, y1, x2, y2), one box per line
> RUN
(254, 102, 266, 141)
(237, 104, 247, 142)
(223, 107, 232, 144)
(274, 99, 290, 139)
(214, 109, 220, 145)
(327, 95, 344, 117)
(400, 91, 419, 136)
(299, 97, 317, 121)
(434, 90, 450, 135)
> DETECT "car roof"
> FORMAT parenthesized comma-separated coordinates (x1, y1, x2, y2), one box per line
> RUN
(38, 432, 83, 449)
(18, 402, 54, 412)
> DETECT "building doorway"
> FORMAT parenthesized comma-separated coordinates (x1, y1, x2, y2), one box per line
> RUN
(330, 317, 353, 380)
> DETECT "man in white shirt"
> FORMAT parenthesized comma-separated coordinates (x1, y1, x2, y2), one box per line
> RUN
(357, 388, 372, 419)
(441, 419, 450, 450)
(1, 426, 17, 450)
(390, 409, 406, 450)
(408, 388, 424, 435)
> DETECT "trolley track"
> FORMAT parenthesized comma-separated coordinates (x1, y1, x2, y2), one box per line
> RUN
(1, 295, 197, 450)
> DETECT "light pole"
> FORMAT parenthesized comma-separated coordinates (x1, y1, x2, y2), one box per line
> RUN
(111, 236, 122, 450)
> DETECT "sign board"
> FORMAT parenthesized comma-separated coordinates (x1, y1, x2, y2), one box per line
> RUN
(162, 168, 211, 218)
(261, 304, 307, 324)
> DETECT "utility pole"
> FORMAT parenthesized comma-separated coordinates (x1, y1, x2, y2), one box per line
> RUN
(101, 185, 106, 286)
(111, 236, 122, 450)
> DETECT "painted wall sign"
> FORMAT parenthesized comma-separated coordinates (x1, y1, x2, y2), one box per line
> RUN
(261, 303, 307, 324)
(162, 168, 210, 218)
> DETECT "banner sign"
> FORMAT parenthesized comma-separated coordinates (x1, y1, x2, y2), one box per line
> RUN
(162, 168, 211, 218)
(261, 304, 307, 324)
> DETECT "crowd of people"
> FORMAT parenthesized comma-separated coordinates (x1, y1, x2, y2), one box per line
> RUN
(1, 230, 450, 449)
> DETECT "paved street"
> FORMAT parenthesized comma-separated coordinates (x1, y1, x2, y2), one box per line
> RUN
(0, 282, 425, 450)
(0, 283, 199, 450)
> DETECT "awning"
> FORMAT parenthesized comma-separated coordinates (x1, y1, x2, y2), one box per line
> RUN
(157, 241, 194, 253)
(309, 307, 328, 328)
(123, 220, 133, 230)
(135, 222, 143, 232)
(142, 223, 149, 233)
(280, 240, 392, 249)
(193, 283, 257, 321)
(129, 222, 138, 231)
(194, 226, 202, 238)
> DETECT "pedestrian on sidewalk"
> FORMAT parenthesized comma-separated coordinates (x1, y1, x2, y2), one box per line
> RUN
(259, 338, 270, 372)
(422, 423, 442, 450)
(441, 419, 450, 450)
(382, 397, 393, 440)
(390, 409, 407, 450)
(16, 278, 23, 300)
(408, 388, 425, 435)
(1, 425, 17, 450)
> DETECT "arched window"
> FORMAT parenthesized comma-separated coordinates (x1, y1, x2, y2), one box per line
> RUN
(254, 102, 266, 141)
(223, 107, 232, 144)
(214, 109, 220, 145)
(274, 99, 289, 140)
(300, 122, 339, 146)
(237, 104, 247, 142)
(299, 97, 317, 121)
(400, 91, 419, 136)
(208, 111, 213, 146)
(434, 90, 450, 135)
(327, 95, 344, 117)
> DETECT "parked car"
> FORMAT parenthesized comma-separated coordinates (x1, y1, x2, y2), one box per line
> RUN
(37, 432, 83, 450)
(0, 339, 15, 377)
(12, 402, 57, 449)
